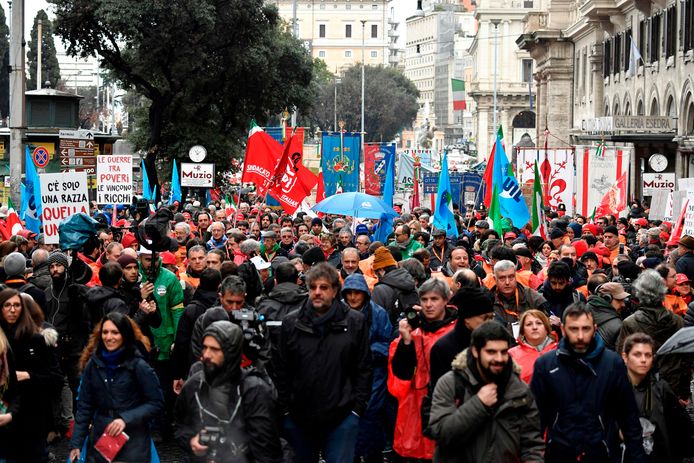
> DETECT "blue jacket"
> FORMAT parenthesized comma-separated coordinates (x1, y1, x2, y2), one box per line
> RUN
(342, 273, 393, 360)
(71, 349, 164, 462)
(530, 335, 647, 463)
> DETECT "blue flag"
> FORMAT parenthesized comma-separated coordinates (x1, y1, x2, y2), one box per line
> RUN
(169, 160, 181, 205)
(22, 147, 42, 233)
(321, 132, 360, 195)
(492, 130, 530, 227)
(141, 160, 155, 201)
(433, 151, 459, 238)
(373, 149, 395, 244)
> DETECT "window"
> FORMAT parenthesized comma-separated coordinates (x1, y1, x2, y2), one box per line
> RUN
(603, 39, 612, 78)
(346, 3, 351, 9)
(649, 15, 661, 63)
(416, 44, 421, 54)
(318, 50, 326, 58)
(346, 24, 352, 38)
(371, 24, 378, 38)
(345, 50, 352, 57)
(524, 0, 533, 7)
(685, 0, 694, 52)
(319, 24, 326, 38)
(624, 31, 631, 72)
(639, 20, 648, 59)
(522, 59, 533, 83)
(372, 4, 378, 9)
(665, 6, 676, 58)
(370, 50, 378, 58)
(614, 34, 621, 74)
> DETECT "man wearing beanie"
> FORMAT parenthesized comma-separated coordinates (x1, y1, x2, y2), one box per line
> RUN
(3, 251, 47, 312)
(171, 268, 223, 390)
(84, 261, 129, 322)
(117, 253, 161, 344)
(301, 245, 326, 271)
(371, 247, 418, 326)
(45, 251, 91, 398)
(602, 225, 624, 264)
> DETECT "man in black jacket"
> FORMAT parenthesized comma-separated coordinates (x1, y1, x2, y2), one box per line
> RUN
(272, 262, 372, 463)
(175, 321, 282, 463)
(531, 302, 647, 463)
(85, 261, 130, 324)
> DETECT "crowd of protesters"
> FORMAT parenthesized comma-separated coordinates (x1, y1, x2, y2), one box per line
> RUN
(0, 194, 693, 462)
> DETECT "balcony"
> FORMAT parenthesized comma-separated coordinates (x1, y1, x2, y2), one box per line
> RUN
(579, 0, 622, 19)
(388, 29, 399, 39)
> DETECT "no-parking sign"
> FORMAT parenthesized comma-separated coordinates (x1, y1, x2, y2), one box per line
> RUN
(33, 146, 50, 168)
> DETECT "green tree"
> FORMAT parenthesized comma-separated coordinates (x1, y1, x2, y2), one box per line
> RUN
(0, 5, 9, 119)
(50, 0, 315, 200)
(27, 10, 61, 91)
(304, 64, 419, 142)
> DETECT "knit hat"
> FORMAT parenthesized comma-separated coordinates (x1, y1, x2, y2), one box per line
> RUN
(635, 218, 648, 227)
(603, 225, 619, 236)
(571, 239, 588, 258)
(121, 232, 138, 248)
(641, 257, 662, 269)
(3, 252, 26, 277)
(372, 247, 397, 271)
(160, 251, 177, 266)
(450, 287, 493, 319)
(302, 246, 326, 266)
(514, 247, 533, 259)
(117, 254, 138, 268)
(355, 224, 369, 236)
(580, 251, 599, 264)
(582, 223, 598, 236)
(47, 251, 69, 270)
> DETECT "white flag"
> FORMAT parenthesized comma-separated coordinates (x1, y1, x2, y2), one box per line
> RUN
(627, 40, 642, 77)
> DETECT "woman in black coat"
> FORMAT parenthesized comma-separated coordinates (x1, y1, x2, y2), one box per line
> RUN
(0, 288, 63, 462)
(69, 312, 164, 463)
(0, 325, 19, 461)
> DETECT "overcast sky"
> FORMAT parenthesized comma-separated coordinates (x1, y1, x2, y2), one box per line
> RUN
(1, 0, 64, 50)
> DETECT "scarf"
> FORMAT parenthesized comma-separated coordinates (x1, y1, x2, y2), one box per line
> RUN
(308, 300, 339, 337)
(524, 335, 553, 352)
(100, 347, 125, 380)
(260, 242, 280, 256)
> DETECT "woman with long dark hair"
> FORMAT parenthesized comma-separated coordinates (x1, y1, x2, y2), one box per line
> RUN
(69, 312, 163, 463)
(0, 325, 19, 462)
(0, 288, 62, 462)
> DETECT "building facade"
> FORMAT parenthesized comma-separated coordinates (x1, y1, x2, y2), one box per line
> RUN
(469, 0, 539, 160)
(519, 0, 693, 199)
(270, 0, 390, 73)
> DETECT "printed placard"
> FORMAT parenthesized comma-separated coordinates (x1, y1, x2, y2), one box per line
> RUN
(40, 172, 89, 244)
(97, 155, 133, 204)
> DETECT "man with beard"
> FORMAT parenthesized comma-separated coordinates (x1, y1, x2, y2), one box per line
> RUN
(531, 303, 647, 463)
(44, 251, 92, 396)
(175, 321, 282, 463)
(272, 262, 372, 463)
(116, 253, 161, 343)
(174, 222, 193, 268)
(428, 322, 543, 462)
(539, 261, 585, 320)
(427, 228, 451, 271)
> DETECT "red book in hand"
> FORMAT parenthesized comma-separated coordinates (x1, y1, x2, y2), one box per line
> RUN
(94, 432, 129, 463)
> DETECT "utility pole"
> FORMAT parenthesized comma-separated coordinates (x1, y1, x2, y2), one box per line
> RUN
(491, 19, 501, 134)
(9, 0, 26, 207)
(36, 19, 42, 90)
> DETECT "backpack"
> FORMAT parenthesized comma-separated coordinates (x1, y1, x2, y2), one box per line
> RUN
(421, 370, 468, 437)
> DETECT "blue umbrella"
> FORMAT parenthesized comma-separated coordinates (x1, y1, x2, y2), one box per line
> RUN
(312, 192, 400, 219)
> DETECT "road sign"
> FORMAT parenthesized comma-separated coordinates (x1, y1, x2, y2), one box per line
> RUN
(33, 146, 50, 168)
(423, 173, 438, 194)
(60, 157, 96, 167)
(59, 129, 94, 140)
(0, 141, 5, 155)
(61, 166, 96, 175)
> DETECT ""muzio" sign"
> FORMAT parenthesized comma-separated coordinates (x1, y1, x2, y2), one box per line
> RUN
(643, 173, 675, 196)
(181, 162, 215, 188)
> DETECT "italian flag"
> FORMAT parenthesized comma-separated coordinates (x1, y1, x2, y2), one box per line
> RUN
(488, 185, 502, 232)
(531, 160, 547, 239)
(225, 194, 237, 217)
(1, 198, 24, 240)
(452, 78, 466, 110)
(335, 175, 344, 194)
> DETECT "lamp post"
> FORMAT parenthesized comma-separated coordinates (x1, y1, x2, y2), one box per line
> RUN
(360, 20, 366, 138)
(491, 19, 501, 133)
(334, 76, 341, 132)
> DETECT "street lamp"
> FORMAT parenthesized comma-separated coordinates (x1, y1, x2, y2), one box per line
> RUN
(361, 20, 366, 138)
(334, 75, 341, 132)
(491, 19, 501, 133)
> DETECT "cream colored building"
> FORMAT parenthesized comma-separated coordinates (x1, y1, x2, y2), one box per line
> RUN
(468, 0, 539, 160)
(519, 0, 693, 196)
(270, 0, 390, 73)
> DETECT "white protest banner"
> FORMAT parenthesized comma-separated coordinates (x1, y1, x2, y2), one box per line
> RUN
(97, 155, 133, 204)
(648, 190, 669, 221)
(682, 190, 694, 237)
(40, 172, 89, 244)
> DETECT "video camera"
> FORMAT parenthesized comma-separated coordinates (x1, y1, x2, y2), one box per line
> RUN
(230, 308, 266, 362)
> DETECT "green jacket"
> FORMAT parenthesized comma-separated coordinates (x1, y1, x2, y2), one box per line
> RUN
(140, 262, 185, 360)
(389, 238, 424, 259)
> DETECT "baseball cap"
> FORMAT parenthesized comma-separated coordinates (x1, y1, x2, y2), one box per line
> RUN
(598, 282, 630, 300)
(676, 273, 691, 285)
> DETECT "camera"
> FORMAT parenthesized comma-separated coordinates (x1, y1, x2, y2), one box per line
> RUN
(199, 426, 226, 462)
(230, 308, 266, 361)
(402, 306, 422, 330)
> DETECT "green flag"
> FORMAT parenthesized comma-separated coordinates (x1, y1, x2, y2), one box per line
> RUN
(489, 185, 502, 232)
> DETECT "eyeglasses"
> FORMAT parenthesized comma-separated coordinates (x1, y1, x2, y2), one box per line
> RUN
(2, 302, 21, 310)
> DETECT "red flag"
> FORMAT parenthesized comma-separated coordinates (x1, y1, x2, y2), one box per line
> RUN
(595, 171, 627, 217)
(540, 129, 552, 206)
(241, 121, 283, 197)
(670, 199, 689, 244)
(364, 144, 381, 195)
(0, 200, 23, 240)
(269, 134, 318, 215)
(482, 143, 496, 208)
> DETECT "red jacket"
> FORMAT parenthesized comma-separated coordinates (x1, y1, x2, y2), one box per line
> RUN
(508, 336, 558, 384)
(387, 321, 455, 459)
